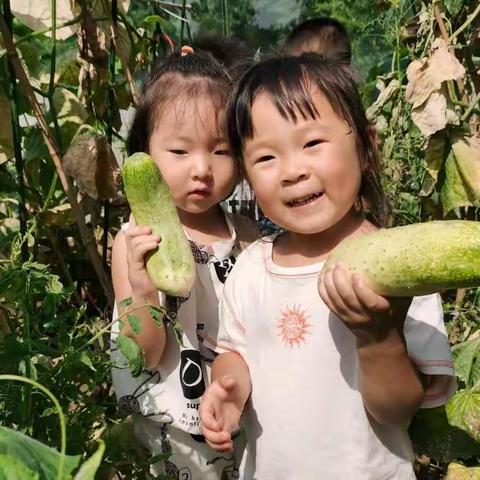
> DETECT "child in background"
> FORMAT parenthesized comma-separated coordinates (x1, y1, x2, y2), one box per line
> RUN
(110, 48, 255, 479)
(200, 54, 455, 479)
(285, 17, 351, 63)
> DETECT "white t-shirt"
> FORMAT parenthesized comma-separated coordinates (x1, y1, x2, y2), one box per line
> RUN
(206, 237, 456, 480)
(111, 213, 249, 480)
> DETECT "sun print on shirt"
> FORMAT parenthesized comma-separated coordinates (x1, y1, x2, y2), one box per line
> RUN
(277, 304, 312, 347)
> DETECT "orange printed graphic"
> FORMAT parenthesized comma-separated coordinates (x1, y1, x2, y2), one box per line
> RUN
(277, 304, 311, 347)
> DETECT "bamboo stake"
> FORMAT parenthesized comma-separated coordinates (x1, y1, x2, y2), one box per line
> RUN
(0, 14, 114, 306)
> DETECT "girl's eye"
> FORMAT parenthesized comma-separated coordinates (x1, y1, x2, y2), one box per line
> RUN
(256, 155, 275, 163)
(214, 149, 230, 156)
(169, 149, 187, 155)
(304, 139, 323, 149)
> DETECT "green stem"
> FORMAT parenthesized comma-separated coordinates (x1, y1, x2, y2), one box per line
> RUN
(3, 0, 28, 262)
(40, 172, 59, 213)
(14, 14, 82, 46)
(180, 0, 186, 44)
(48, 0, 63, 153)
(461, 90, 480, 122)
(0, 375, 66, 480)
(449, 2, 480, 43)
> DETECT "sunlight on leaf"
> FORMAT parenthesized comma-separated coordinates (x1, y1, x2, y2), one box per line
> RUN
(446, 462, 480, 479)
(447, 389, 480, 442)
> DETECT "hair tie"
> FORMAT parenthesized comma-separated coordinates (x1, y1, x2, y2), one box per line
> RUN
(181, 45, 194, 56)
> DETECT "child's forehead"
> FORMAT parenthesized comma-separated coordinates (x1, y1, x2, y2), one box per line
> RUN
(154, 96, 225, 137)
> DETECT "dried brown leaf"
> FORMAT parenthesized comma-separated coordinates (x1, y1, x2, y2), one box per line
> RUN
(446, 462, 480, 479)
(420, 133, 447, 196)
(63, 135, 119, 200)
(10, 0, 76, 40)
(405, 39, 465, 109)
(366, 79, 400, 120)
(452, 135, 480, 202)
(411, 91, 458, 136)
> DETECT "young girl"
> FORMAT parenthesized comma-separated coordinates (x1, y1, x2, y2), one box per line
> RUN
(110, 48, 255, 479)
(199, 54, 456, 479)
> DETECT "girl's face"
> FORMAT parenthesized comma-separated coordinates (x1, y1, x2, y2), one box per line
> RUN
(243, 88, 362, 235)
(149, 97, 236, 215)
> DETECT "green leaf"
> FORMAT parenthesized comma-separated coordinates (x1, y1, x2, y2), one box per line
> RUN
(441, 148, 476, 216)
(148, 305, 166, 328)
(143, 15, 169, 27)
(0, 426, 81, 480)
(47, 275, 64, 295)
(0, 453, 39, 480)
(444, 0, 464, 16)
(446, 389, 480, 442)
(119, 297, 133, 309)
(79, 352, 96, 372)
(454, 337, 480, 387)
(171, 321, 185, 347)
(446, 462, 480, 479)
(73, 441, 104, 480)
(117, 334, 144, 377)
(409, 405, 480, 462)
(127, 315, 142, 335)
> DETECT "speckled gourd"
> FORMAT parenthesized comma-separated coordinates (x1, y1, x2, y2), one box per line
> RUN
(122, 152, 195, 296)
(324, 220, 480, 296)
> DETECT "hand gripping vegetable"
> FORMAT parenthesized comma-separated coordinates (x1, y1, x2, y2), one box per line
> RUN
(324, 220, 480, 296)
(122, 152, 195, 296)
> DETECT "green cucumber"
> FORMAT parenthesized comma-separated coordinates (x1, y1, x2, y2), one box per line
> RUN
(122, 152, 195, 296)
(324, 220, 480, 296)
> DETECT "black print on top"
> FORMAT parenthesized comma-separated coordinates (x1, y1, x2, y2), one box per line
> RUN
(179, 349, 205, 400)
(213, 255, 236, 284)
(118, 371, 165, 416)
(166, 293, 190, 320)
(189, 240, 210, 264)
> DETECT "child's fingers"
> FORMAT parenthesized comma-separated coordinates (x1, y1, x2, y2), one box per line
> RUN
(125, 225, 153, 238)
(322, 265, 349, 316)
(218, 375, 236, 393)
(318, 272, 335, 313)
(128, 236, 161, 263)
(199, 404, 221, 432)
(352, 274, 390, 313)
(331, 263, 363, 315)
(129, 213, 137, 227)
(205, 433, 233, 453)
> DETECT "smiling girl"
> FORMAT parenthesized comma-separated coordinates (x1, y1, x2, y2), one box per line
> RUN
(199, 54, 455, 479)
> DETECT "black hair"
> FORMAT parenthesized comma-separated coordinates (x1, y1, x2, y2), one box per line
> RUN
(127, 50, 231, 155)
(285, 17, 351, 63)
(192, 32, 254, 70)
(226, 54, 390, 227)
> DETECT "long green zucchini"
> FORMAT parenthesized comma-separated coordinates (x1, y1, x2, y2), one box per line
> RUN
(122, 152, 195, 296)
(324, 220, 480, 296)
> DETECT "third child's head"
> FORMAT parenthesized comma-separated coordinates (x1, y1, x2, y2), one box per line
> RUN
(127, 50, 236, 217)
(226, 54, 390, 236)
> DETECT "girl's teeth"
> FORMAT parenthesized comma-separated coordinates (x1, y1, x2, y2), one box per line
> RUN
(290, 193, 320, 206)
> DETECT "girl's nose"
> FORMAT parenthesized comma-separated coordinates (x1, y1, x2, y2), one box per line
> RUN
(280, 155, 309, 186)
(192, 154, 213, 181)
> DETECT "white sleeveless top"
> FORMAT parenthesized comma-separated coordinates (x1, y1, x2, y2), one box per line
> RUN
(110, 213, 245, 479)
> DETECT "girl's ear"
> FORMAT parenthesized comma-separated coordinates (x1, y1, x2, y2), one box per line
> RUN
(368, 125, 378, 147)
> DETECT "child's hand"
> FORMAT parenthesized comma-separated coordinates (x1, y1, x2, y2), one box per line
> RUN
(318, 262, 412, 346)
(125, 215, 161, 298)
(200, 375, 243, 453)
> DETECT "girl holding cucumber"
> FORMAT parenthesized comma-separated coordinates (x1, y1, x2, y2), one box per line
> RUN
(110, 48, 255, 479)
(199, 54, 456, 479)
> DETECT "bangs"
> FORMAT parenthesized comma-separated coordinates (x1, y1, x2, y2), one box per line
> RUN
(233, 58, 320, 143)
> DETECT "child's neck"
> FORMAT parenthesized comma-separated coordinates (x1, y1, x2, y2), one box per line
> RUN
(178, 205, 230, 245)
(273, 211, 374, 268)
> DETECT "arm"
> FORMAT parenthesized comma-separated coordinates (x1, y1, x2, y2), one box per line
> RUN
(319, 263, 424, 426)
(111, 224, 166, 369)
(200, 351, 251, 452)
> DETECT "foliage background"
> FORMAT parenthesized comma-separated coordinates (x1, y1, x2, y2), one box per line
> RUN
(0, 0, 479, 478)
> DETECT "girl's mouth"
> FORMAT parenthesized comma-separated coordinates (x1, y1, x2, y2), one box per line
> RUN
(287, 192, 323, 207)
(189, 189, 211, 198)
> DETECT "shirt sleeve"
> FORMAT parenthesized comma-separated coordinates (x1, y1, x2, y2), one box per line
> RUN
(404, 293, 456, 408)
(202, 270, 247, 358)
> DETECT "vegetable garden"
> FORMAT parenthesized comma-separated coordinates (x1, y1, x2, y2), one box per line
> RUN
(0, 0, 479, 478)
